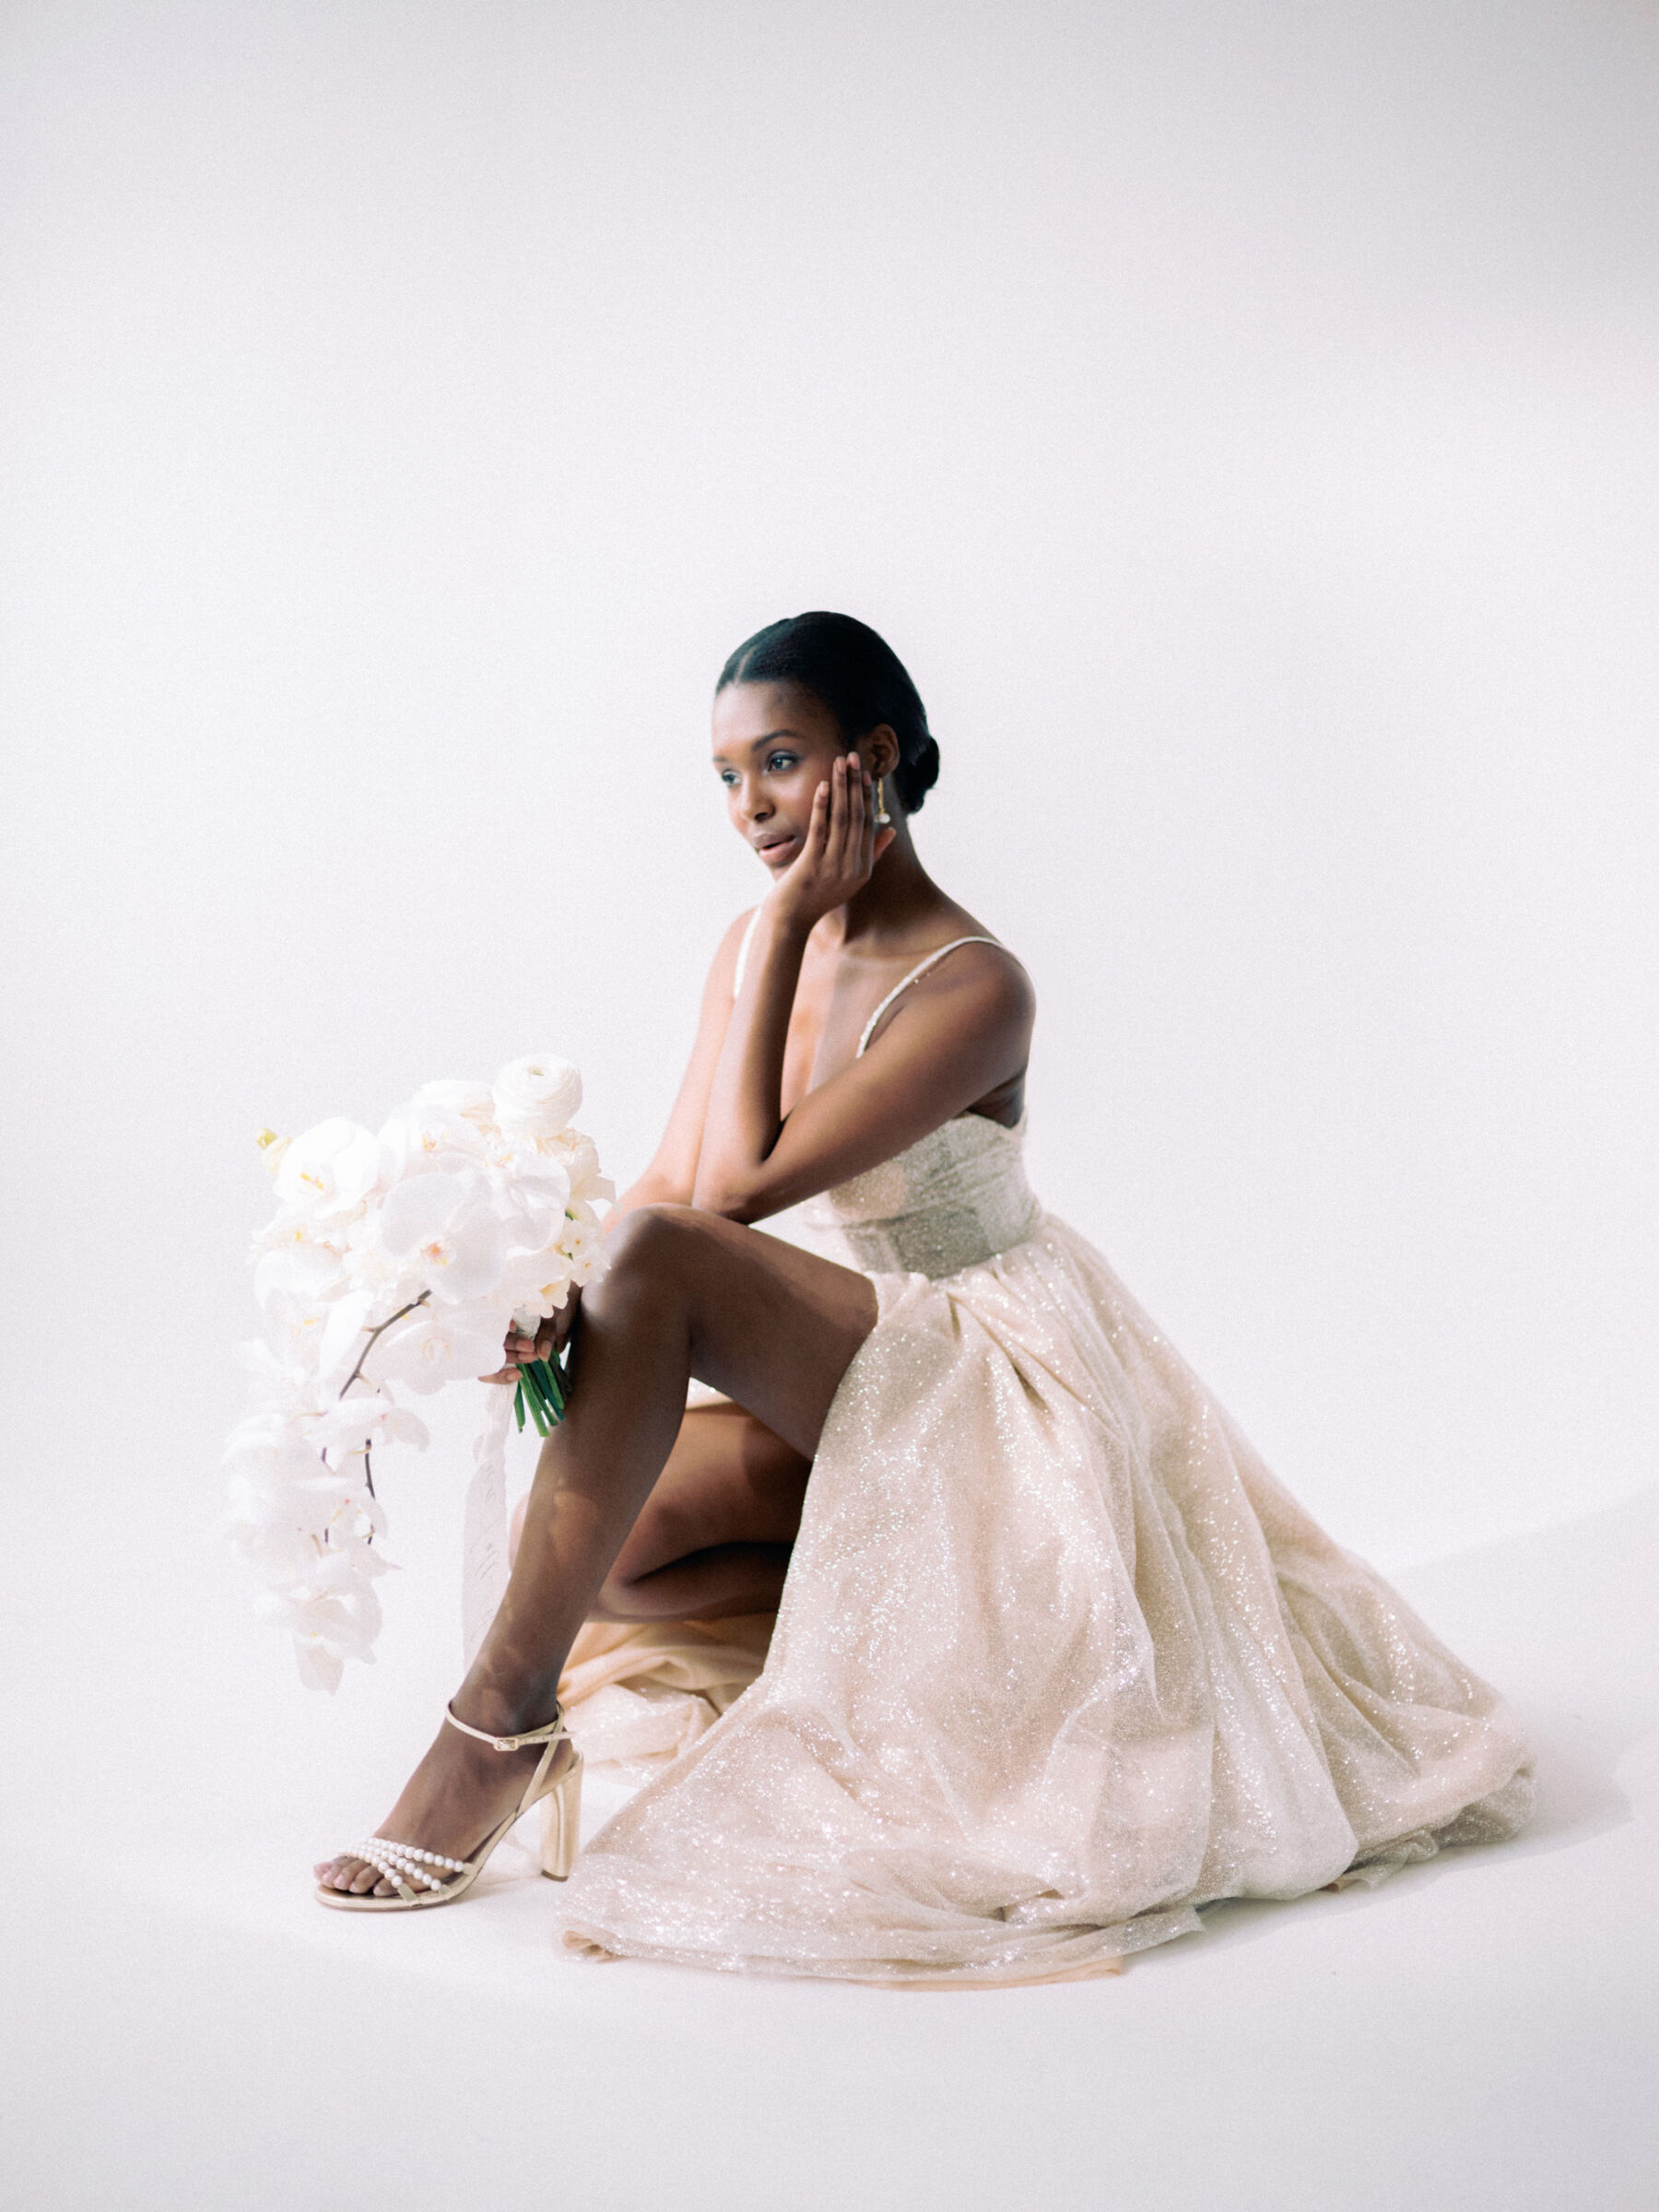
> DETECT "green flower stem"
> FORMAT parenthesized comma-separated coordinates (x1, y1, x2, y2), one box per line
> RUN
(530, 1357, 566, 1415)
(515, 1345, 571, 1437)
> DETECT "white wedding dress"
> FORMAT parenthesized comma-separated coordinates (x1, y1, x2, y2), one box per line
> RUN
(553, 941, 1534, 1984)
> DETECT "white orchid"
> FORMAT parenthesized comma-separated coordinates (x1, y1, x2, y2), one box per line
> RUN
(410, 1077, 496, 1126)
(253, 1230, 349, 1311)
(225, 1416, 360, 1530)
(377, 1170, 513, 1305)
(274, 1118, 381, 1223)
(499, 1252, 575, 1326)
(559, 1213, 607, 1277)
(371, 1299, 508, 1395)
(236, 1050, 608, 1688)
(310, 1392, 429, 1457)
(235, 1338, 323, 1418)
(378, 1101, 490, 1184)
(255, 1564, 386, 1693)
(341, 1207, 409, 1299)
(497, 1152, 573, 1235)
(312, 1288, 377, 1388)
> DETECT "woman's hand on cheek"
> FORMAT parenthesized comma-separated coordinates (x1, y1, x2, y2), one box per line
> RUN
(770, 753, 896, 932)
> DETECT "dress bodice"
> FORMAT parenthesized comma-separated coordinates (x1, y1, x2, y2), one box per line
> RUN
(730, 915, 1042, 1279)
(798, 1109, 1042, 1278)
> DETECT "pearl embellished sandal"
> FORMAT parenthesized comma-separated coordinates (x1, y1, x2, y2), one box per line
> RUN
(315, 1700, 583, 1912)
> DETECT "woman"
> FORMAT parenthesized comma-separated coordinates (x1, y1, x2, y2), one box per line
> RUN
(316, 612, 1534, 1984)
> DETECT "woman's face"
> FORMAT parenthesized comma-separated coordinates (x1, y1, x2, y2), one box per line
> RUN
(711, 680, 857, 876)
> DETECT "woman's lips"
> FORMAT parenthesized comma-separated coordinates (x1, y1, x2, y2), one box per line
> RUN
(757, 836, 799, 865)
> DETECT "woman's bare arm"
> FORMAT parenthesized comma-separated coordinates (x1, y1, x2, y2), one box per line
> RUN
(608, 907, 753, 1221)
(691, 755, 1032, 1224)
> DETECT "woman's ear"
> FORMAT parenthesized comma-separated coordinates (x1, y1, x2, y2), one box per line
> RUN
(866, 724, 900, 782)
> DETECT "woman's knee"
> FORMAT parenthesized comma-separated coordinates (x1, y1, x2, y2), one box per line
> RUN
(590, 1202, 706, 1303)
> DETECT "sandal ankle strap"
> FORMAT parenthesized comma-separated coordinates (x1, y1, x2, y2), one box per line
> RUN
(443, 1700, 565, 1753)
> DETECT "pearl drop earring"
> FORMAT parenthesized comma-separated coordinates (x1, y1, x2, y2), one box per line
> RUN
(874, 776, 892, 827)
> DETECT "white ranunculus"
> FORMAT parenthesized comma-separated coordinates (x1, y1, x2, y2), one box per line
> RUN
(274, 1119, 382, 1222)
(371, 1300, 508, 1394)
(492, 1054, 582, 1142)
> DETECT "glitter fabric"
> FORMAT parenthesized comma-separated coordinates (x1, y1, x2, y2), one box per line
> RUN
(555, 1099, 1535, 1985)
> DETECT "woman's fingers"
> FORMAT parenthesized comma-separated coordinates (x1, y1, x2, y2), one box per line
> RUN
(825, 753, 847, 872)
(832, 751, 860, 877)
(806, 774, 830, 860)
(836, 753, 866, 883)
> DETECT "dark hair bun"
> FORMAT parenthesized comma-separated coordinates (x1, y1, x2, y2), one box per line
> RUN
(895, 732, 940, 815)
(718, 611, 941, 815)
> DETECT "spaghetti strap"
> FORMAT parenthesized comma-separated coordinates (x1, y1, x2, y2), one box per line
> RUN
(857, 936, 1006, 1057)
(732, 908, 762, 998)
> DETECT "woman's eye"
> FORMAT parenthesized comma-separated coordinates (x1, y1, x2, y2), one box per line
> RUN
(766, 753, 796, 772)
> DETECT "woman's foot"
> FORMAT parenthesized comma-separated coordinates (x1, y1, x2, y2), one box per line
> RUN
(313, 1710, 563, 1899)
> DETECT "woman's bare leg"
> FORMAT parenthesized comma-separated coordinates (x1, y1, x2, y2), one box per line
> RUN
(317, 1206, 875, 1896)
(590, 1401, 811, 1620)
(510, 1401, 810, 1620)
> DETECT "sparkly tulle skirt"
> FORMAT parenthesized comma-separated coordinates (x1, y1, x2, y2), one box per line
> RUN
(553, 1205, 1534, 1984)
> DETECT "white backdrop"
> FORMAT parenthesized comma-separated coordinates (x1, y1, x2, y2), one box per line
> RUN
(4, 0, 1656, 1612)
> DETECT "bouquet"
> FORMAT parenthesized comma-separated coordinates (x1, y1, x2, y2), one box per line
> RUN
(225, 1055, 612, 1689)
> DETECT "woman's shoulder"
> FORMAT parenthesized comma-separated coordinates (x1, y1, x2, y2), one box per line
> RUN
(906, 916, 1034, 1001)
(861, 923, 1035, 1060)
(688, 907, 761, 1016)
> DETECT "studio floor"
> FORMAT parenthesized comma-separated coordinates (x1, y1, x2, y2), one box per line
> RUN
(4, 1470, 1654, 2212)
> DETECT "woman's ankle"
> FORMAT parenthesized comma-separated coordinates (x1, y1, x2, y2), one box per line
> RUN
(450, 1667, 564, 1738)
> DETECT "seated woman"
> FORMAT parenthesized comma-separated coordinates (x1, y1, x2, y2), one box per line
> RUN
(316, 611, 1533, 1985)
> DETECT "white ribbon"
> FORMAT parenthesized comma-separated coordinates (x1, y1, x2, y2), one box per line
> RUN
(461, 1381, 515, 1666)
